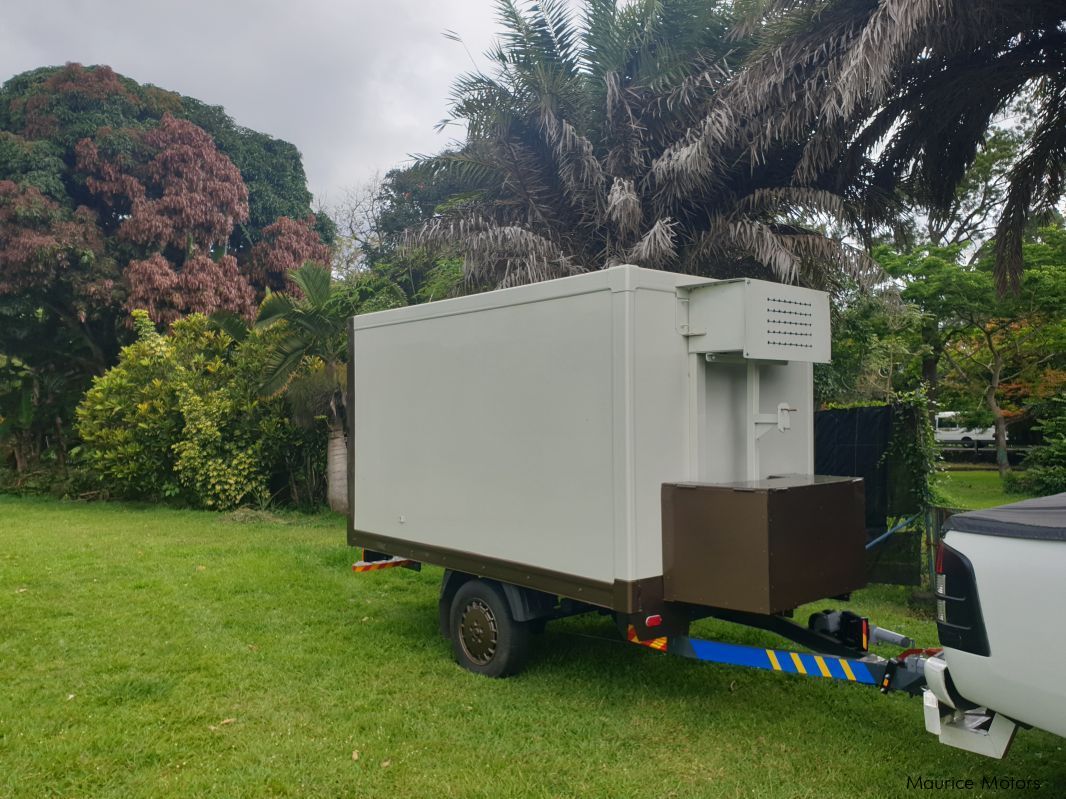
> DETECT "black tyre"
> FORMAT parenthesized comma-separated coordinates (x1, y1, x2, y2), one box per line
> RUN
(449, 579, 530, 678)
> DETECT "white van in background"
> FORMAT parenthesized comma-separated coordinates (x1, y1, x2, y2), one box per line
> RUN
(935, 411, 999, 448)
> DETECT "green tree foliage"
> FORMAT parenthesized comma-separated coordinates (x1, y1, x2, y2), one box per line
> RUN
(0, 180, 111, 474)
(814, 288, 923, 405)
(331, 163, 471, 303)
(75, 312, 324, 509)
(1009, 396, 1066, 496)
(875, 228, 1066, 476)
(0, 131, 65, 199)
(366, 164, 465, 269)
(0, 298, 90, 476)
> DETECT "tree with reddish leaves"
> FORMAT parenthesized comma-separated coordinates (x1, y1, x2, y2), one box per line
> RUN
(1, 64, 329, 333)
(0, 63, 330, 475)
(0, 180, 116, 471)
(75, 113, 257, 324)
(0, 180, 115, 364)
(78, 114, 249, 257)
(125, 253, 255, 326)
(250, 215, 333, 293)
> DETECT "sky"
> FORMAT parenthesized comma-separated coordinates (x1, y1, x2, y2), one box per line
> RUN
(0, 0, 503, 207)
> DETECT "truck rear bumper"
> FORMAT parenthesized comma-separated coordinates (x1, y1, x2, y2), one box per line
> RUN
(923, 656, 1017, 759)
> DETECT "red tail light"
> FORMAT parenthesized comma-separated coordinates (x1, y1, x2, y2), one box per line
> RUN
(935, 542, 990, 656)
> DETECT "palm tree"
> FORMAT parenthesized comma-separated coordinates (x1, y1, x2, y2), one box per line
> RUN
(676, 0, 1066, 292)
(415, 0, 878, 290)
(255, 264, 405, 512)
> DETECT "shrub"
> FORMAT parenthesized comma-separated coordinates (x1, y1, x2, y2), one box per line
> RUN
(1007, 396, 1066, 496)
(76, 311, 323, 509)
(75, 312, 188, 500)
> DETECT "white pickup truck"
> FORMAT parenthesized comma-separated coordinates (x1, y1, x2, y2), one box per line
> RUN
(923, 493, 1066, 758)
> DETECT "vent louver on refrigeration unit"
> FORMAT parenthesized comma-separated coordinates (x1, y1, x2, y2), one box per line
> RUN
(682, 278, 831, 363)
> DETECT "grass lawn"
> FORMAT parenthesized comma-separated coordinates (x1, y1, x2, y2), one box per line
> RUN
(934, 469, 1031, 510)
(2, 497, 1062, 798)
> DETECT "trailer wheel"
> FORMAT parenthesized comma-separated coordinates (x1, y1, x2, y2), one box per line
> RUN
(450, 580, 530, 678)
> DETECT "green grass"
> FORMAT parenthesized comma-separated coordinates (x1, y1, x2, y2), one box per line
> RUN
(1, 497, 1062, 798)
(934, 469, 1032, 510)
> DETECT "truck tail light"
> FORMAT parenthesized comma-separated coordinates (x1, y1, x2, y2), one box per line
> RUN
(645, 614, 663, 628)
(934, 540, 947, 621)
(934, 541, 990, 656)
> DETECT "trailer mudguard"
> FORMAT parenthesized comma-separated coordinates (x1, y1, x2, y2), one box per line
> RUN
(438, 570, 558, 636)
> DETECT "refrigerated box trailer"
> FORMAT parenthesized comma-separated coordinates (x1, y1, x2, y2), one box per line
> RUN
(346, 265, 1066, 760)
(348, 265, 878, 675)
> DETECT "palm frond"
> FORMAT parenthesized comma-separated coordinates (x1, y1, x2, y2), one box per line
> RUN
(418, 212, 582, 286)
(289, 264, 333, 308)
(256, 291, 297, 328)
(208, 310, 250, 343)
(259, 337, 311, 398)
(605, 177, 642, 239)
(627, 217, 679, 268)
(994, 81, 1066, 293)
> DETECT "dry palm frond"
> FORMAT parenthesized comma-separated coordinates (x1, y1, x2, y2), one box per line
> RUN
(650, 105, 735, 204)
(651, 55, 732, 119)
(824, 0, 953, 124)
(691, 212, 882, 288)
(738, 187, 850, 223)
(718, 218, 803, 283)
(602, 70, 648, 175)
(605, 177, 642, 239)
(416, 213, 581, 286)
(539, 109, 607, 216)
(780, 233, 883, 289)
(627, 217, 679, 268)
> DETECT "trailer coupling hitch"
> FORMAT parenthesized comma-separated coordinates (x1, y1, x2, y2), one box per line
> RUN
(878, 649, 942, 696)
(808, 609, 914, 653)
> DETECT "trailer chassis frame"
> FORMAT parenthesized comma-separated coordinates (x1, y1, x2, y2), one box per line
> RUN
(352, 551, 930, 696)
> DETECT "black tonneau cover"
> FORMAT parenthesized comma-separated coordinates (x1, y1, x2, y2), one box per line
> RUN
(944, 493, 1066, 542)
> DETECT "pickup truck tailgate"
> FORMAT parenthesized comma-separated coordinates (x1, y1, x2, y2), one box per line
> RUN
(939, 494, 1066, 738)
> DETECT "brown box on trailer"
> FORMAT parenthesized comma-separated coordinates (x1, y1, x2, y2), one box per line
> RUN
(661, 476, 867, 615)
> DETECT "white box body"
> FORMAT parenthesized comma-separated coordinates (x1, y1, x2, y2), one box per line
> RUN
(349, 265, 826, 595)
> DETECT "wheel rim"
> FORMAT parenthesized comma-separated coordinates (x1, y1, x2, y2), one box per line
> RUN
(459, 598, 498, 665)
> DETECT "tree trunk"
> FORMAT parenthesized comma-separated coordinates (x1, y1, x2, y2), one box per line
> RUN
(326, 425, 349, 513)
(921, 326, 941, 403)
(984, 352, 1010, 479)
(54, 416, 68, 471)
(12, 442, 28, 474)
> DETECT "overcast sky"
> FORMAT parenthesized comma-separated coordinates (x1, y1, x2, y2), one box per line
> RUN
(1, 0, 504, 207)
